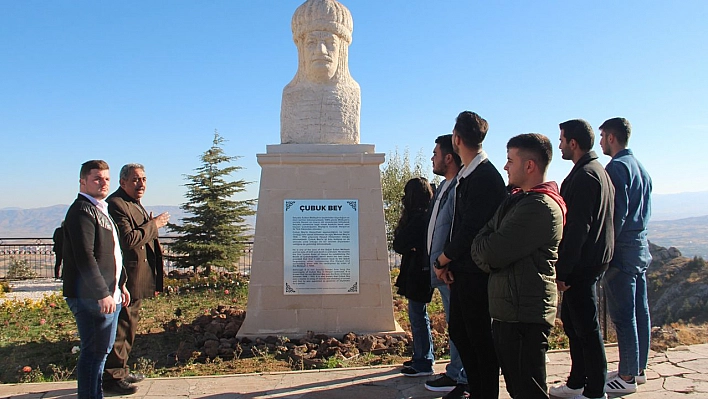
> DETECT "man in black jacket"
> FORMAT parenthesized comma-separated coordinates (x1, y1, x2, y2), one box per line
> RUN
(550, 120, 614, 399)
(63, 160, 130, 399)
(433, 111, 507, 399)
(103, 163, 169, 394)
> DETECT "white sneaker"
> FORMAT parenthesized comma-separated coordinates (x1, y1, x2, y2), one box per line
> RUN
(605, 373, 637, 394)
(549, 384, 583, 398)
(570, 395, 607, 399)
(637, 371, 647, 384)
(607, 369, 646, 384)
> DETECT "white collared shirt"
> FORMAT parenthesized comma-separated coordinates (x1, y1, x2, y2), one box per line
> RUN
(79, 192, 123, 303)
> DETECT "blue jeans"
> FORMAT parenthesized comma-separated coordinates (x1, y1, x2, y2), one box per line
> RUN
(437, 284, 467, 384)
(604, 264, 651, 377)
(408, 299, 434, 372)
(66, 298, 121, 399)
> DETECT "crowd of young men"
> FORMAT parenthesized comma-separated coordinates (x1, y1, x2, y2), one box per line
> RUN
(62, 112, 651, 399)
(405, 112, 651, 399)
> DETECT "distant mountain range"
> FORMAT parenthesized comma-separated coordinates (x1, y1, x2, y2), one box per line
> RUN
(648, 215, 708, 259)
(0, 205, 255, 238)
(1, 192, 707, 258)
(652, 191, 708, 221)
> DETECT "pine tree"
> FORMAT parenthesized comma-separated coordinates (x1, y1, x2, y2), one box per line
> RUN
(168, 131, 255, 275)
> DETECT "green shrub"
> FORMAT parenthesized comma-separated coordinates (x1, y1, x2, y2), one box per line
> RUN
(0, 280, 10, 295)
(7, 257, 38, 279)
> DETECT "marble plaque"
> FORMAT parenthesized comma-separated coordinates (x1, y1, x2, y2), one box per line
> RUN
(283, 199, 359, 294)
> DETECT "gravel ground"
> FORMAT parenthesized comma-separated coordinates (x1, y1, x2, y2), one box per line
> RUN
(0, 278, 62, 303)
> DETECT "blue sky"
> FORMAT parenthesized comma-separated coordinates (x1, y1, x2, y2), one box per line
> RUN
(1, 1, 707, 209)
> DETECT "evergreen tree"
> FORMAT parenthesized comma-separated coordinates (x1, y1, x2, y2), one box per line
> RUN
(168, 131, 255, 275)
(380, 146, 434, 247)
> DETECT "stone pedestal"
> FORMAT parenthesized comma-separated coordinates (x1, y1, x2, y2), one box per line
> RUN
(238, 144, 403, 338)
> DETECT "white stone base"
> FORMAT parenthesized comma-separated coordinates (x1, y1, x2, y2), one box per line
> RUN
(238, 144, 403, 338)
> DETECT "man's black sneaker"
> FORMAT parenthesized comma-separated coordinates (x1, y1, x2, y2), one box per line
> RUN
(425, 373, 457, 392)
(402, 359, 413, 367)
(442, 383, 470, 399)
(103, 379, 138, 395)
(400, 366, 434, 377)
(124, 372, 146, 383)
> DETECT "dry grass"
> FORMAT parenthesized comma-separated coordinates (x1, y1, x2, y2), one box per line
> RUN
(650, 323, 708, 352)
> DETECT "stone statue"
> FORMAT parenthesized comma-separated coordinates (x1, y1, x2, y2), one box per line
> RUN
(280, 0, 361, 145)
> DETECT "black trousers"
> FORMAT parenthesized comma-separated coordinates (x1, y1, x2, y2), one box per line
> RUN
(448, 272, 500, 399)
(104, 298, 142, 381)
(54, 253, 62, 279)
(493, 320, 551, 399)
(560, 280, 607, 398)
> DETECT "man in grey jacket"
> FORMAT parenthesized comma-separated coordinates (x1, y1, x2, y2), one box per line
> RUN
(423, 134, 466, 392)
(472, 134, 566, 399)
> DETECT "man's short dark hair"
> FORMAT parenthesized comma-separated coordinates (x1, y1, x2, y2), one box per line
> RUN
(435, 134, 462, 168)
(507, 133, 553, 172)
(599, 117, 631, 145)
(454, 111, 488, 148)
(80, 160, 109, 179)
(559, 119, 594, 151)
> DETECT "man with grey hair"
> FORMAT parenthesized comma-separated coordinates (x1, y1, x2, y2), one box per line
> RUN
(102, 163, 169, 395)
(281, 0, 361, 144)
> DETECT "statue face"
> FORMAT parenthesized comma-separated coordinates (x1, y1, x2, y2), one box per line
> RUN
(303, 31, 341, 83)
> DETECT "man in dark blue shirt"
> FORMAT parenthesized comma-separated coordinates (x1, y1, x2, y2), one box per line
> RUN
(599, 117, 652, 395)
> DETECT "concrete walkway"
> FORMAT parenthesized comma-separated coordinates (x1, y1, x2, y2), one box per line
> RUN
(1, 344, 706, 398)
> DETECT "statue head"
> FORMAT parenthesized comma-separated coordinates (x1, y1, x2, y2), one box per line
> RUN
(291, 0, 354, 85)
(281, 0, 361, 145)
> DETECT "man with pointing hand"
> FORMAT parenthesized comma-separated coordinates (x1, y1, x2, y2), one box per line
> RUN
(102, 163, 169, 395)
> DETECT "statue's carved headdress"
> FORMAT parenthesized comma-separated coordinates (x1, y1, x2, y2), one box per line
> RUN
(292, 0, 353, 44)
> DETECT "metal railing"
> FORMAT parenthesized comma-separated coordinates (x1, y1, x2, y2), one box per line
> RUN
(0, 237, 255, 278)
(0, 237, 402, 279)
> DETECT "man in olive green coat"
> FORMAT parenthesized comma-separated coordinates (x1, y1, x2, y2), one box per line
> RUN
(472, 134, 566, 399)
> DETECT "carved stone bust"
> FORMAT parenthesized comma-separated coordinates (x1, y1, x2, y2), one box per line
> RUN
(280, 0, 361, 145)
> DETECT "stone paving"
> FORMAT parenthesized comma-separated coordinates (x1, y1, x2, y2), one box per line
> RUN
(0, 279, 62, 304)
(1, 344, 706, 398)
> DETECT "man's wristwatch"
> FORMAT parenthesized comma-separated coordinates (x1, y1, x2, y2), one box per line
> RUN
(433, 259, 445, 270)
